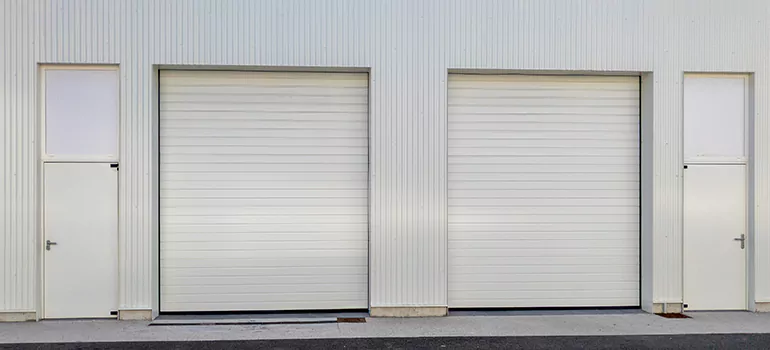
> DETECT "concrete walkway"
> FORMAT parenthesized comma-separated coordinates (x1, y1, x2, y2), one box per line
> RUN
(1, 311, 770, 344)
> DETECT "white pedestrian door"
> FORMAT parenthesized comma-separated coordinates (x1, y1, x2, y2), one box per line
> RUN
(682, 74, 748, 311)
(683, 165, 746, 310)
(42, 67, 120, 318)
(44, 163, 119, 318)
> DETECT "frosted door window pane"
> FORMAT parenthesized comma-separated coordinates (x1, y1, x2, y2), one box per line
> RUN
(683, 76, 745, 160)
(45, 69, 118, 156)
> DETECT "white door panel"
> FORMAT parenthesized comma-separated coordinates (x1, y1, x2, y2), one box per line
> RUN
(683, 165, 747, 310)
(159, 70, 369, 312)
(44, 162, 118, 318)
(447, 74, 640, 308)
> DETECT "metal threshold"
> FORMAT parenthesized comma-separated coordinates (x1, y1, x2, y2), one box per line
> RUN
(151, 312, 367, 326)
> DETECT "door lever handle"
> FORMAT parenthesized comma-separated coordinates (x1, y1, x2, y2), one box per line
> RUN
(734, 234, 745, 249)
(46, 240, 57, 251)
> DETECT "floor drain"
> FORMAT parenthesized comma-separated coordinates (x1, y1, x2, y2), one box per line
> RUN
(656, 313, 691, 319)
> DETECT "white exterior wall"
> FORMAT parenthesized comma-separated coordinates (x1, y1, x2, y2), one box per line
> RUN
(1, 0, 769, 315)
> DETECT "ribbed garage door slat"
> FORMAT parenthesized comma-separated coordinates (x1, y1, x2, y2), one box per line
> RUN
(448, 74, 640, 308)
(159, 70, 368, 312)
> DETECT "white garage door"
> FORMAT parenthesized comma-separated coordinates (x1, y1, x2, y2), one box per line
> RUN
(448, 74, 640, 308)
(159, 70, 368, 312)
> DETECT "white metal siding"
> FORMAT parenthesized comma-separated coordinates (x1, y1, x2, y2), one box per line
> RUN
(3, 0, 770, 314)
(159, 71, 368, 312)
(448, 75, 640, 308)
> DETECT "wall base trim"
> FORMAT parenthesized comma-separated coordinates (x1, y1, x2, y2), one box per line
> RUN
(118, 309, 153, 321)
(652, 302, 684, 314)
(754, 302, 770, 312)
(370, 306, 447, 317)
(0, 312, 36, 322)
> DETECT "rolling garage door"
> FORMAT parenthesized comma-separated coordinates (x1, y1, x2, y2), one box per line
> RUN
(159, 71, 368, 312)
(448, 74, 640, 308)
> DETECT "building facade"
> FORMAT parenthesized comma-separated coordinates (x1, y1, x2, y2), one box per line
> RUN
(1, 0, 769, 321)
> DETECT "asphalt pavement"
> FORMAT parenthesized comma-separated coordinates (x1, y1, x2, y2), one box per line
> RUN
(4, 334, 770, 350)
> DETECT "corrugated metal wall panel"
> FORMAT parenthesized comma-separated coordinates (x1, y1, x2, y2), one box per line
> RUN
(1, 0, 770, 312)
(1, 0, 38, 312)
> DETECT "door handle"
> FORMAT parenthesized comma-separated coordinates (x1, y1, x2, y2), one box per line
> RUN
(46, 240, 57, 251)
(734, 234, 745, 249)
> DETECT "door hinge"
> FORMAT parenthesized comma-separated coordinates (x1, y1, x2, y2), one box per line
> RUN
(110, 163, 119, 171)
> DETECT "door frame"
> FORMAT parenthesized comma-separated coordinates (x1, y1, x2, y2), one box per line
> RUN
(681, 73, 751, 311)
(37, 64, 121, 319)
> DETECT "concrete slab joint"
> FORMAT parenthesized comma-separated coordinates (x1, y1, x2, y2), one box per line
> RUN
(0, 312, 36, 322)
(369, 307, 448, 317)
(118, 309, 153, 321)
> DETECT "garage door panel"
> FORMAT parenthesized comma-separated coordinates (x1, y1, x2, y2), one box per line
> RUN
(161, 92, 367, 105)
(450, 164, 637, 174)
(162, 85, 369, 97)
(451, 276, 640, 287)
(160, 70, 368, 312)
(449, 130, 638, 140)
(447, 80, 638, 90)
(161, 256, 364, 269)
(161, 120, 367, 131)
(163, 282, 367, 293)
(449, 181, 639, 191)
(450, 291, 639, 304)
(162, 145, 367, 156)
(161, 230, 367, 242)
(165, 205, 367, 216)
(449, 114, 638, 124)
(162, 154, 367, 164)
(451, 264, 639, 275)
(450, 223, 639, 235)
(162, 214, 367, 226)
(448, 74, 640, 308)
(449, 205, 638, 216)
(450, 147, 638, 157)
(162, 292, 367, 305)
(162, 197, 368, 208)
(448, 105, 636, 116)
(161, 180, 367, 191)
(161, 172, 368, 183)
(163, 239, 368, 251)
(448, 87, 639, 99)
(163, 248, 366, 260)
(162, 71, 368, 86)
(162, 136, 368, 147)
(450, 239, 639, 250)
(449, 97, 638, 108)
(161, 223, 368, 234)
(450, 189, 637, 199)
(449, 172, 639, 182)
(163, 163, 367, 173)
(161, 100, 367, 113)
(165, 265, 367, 277)
(162, 127, 365, 139)
(449, 123, 637, 133)
(162, 188, 366, 198)
(450, 230, 639, 240)
(450, 256, 637, 266)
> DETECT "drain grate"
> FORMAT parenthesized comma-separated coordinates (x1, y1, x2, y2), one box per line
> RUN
(656, 313, 691, 319)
